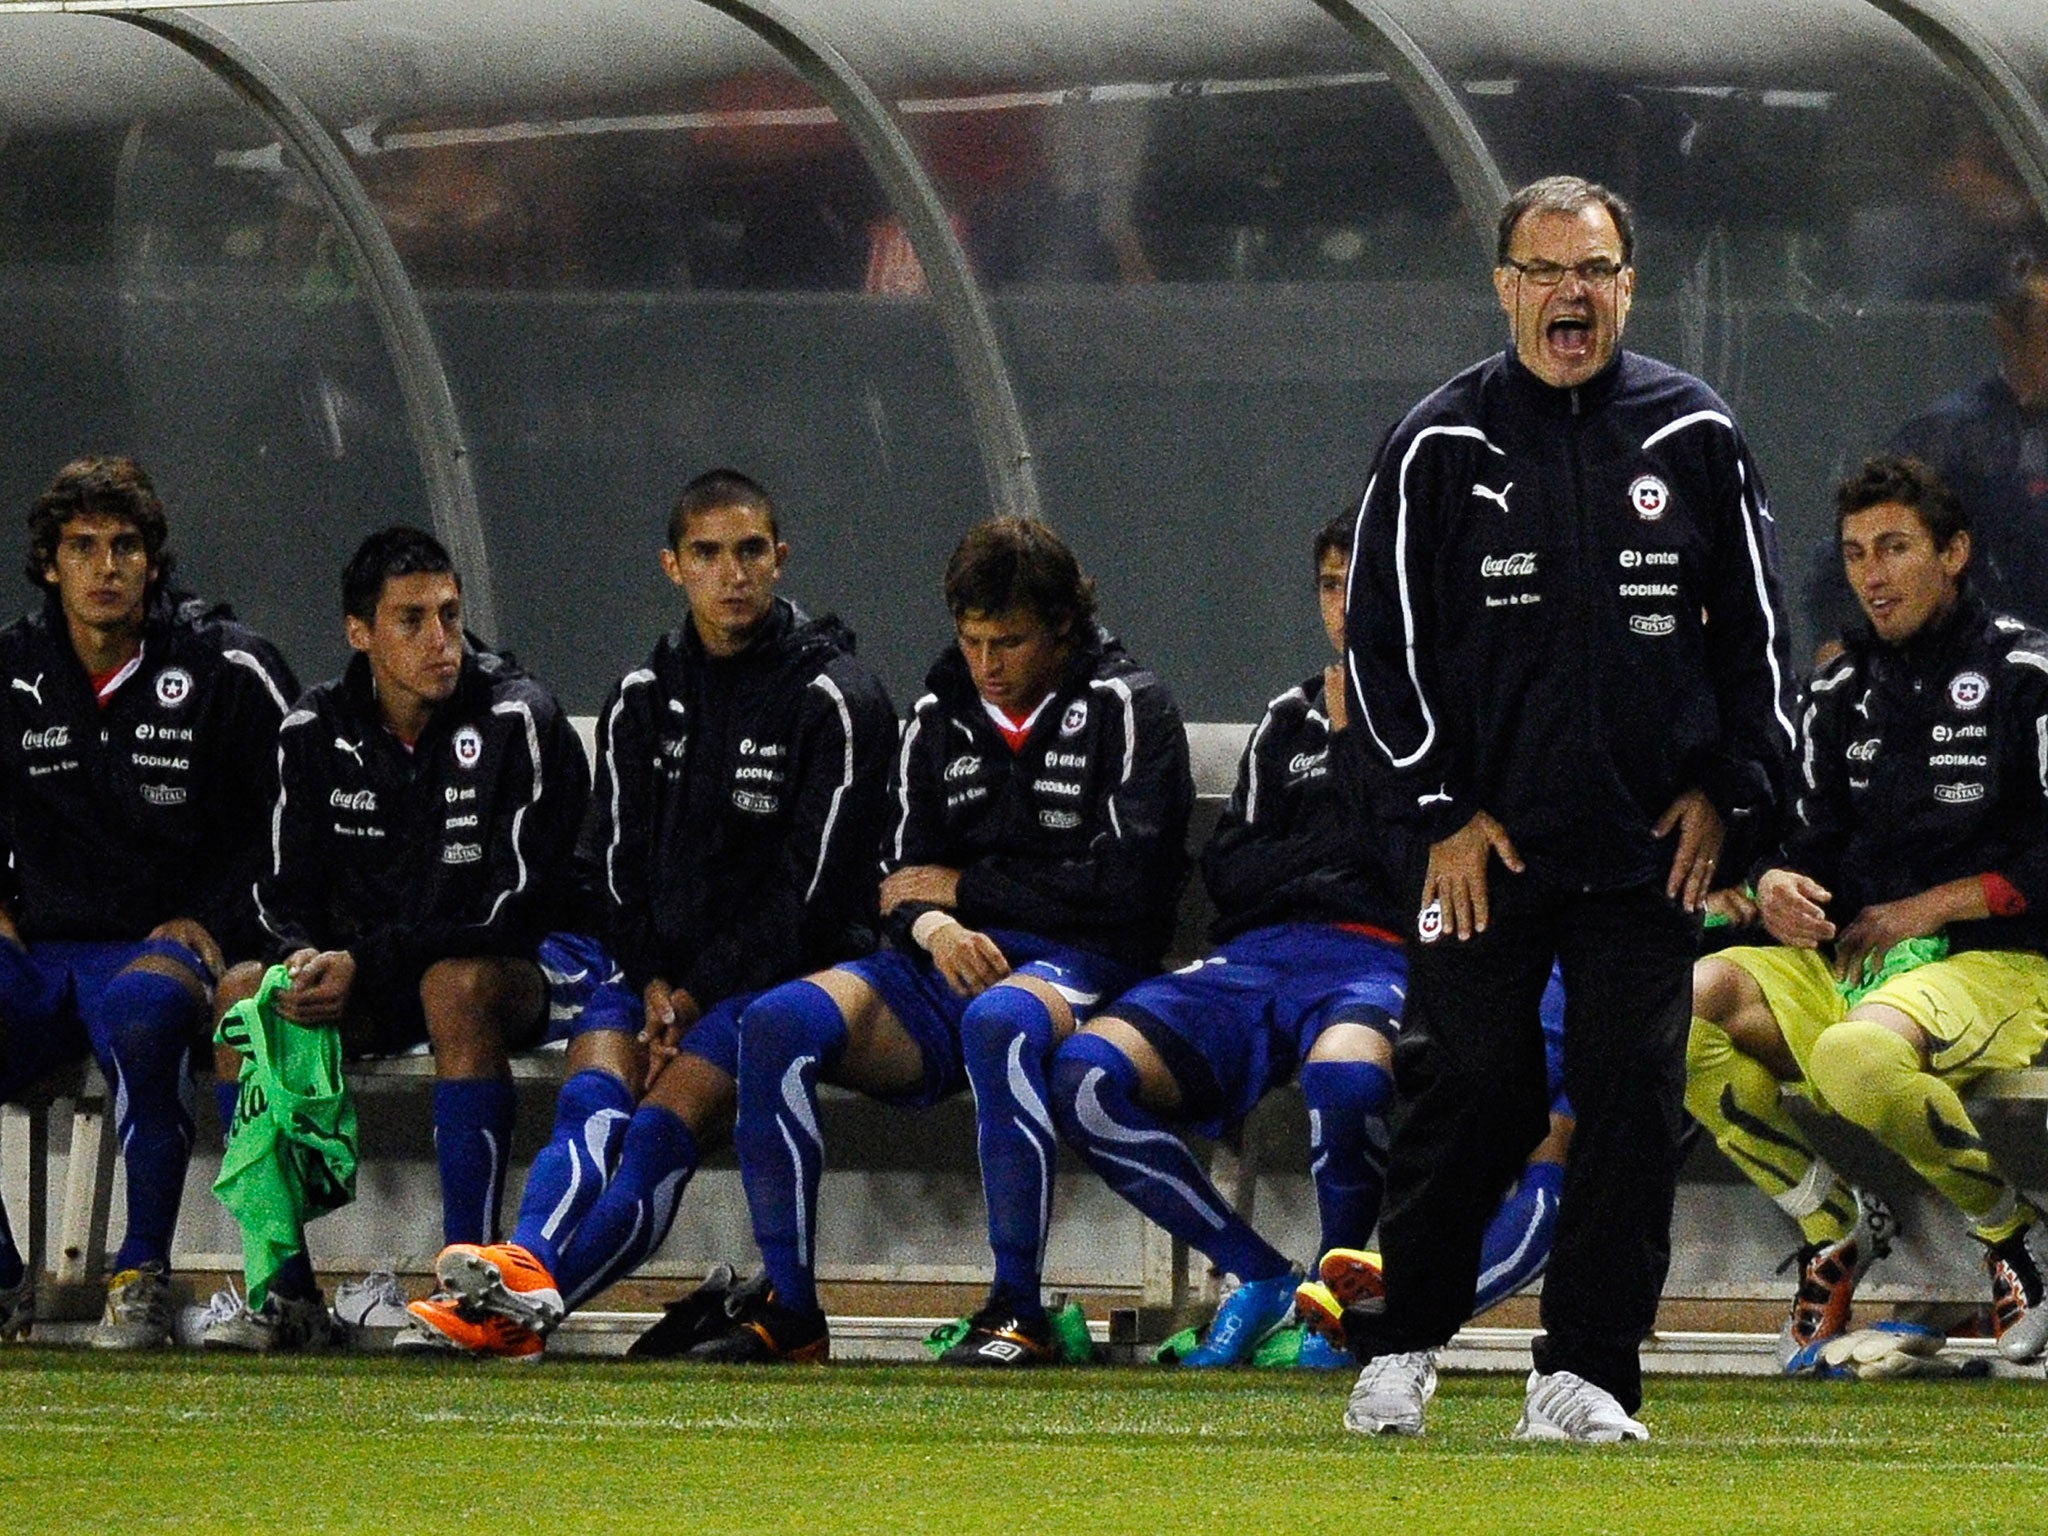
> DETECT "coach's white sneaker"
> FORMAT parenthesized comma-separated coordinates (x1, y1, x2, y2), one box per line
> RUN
(1343, 1349, 1437, 1436)
(1513, 1369, 1648, 1443)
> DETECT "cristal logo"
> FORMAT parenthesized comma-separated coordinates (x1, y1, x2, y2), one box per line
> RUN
(1481, 553, 1537, 578)
(22, 726, 69, 751)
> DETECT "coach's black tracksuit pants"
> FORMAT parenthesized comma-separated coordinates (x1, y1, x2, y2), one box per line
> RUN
(1343, 874, 1698, 1414)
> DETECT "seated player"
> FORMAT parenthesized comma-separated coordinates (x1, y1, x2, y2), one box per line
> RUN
(0, 455, 296, 1348)
(407, 470, 895, 1356)
(693, 514, 1193, 1363)
(231, 526, 593, 1349)
(1690, 454, 2048, 1370)
(1048, 513, 1570, 1368)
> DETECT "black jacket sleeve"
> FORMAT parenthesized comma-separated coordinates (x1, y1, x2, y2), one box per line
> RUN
(253, 705, 330, 960)
(188, 634, 298, 959)
(588, 668, 664, 993)
(1776, 655, 1858, 894)
(1345, 429, 1475, 845)
(879, 692, 953, 948)
(1201, 691, 1327, 918)
(679, 666, 894, 1002)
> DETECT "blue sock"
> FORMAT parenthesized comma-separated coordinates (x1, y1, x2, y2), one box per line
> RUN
(96, 969, 199, 1273)
(1300, 1058, 1395, 1255)
(0, 1196, 22, 1290)
(735, 982, 847, 1319)
(555, 1103, 701, 1310)
(1050, 1032, 1289, 1283)
(434, 1077, 518, 1246)
(214, 1076, 241, 1149)
(509, 1068, 635, 1273)
(961, 986, 1065, 1317)
(1475, 1159, 1565, 1314)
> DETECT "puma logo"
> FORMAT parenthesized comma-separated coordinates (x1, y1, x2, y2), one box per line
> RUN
(10, 674, 42, 706)
(335, 736, 365, 766)
(1417, 785, 1453, 808)
(1471, 481, 1514, 513)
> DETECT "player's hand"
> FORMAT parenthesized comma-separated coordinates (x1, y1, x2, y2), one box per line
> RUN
(1833, 896, 1942, 986)
(638, 977, 700, 1063)
(927, 920, 1010, 998)
(277, 948, 356, 1022)
(1756, 868, 1835, 950)
(1323, 663, 1349, 734)
(1654, 789, 1724, 912)
(0, 905, 23, 948)
(880, 865, 963, 915)
(146, 917, 224, 982)
(1704, 885, 1760, 928)
(1422, 810, 1522, 940)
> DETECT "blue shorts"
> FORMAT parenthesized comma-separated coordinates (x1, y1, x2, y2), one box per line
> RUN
(833, 929, 1147, 1108)
(669, 989, 758, 1080)
(0, 937, 208, 1099)
(1108, 923, 1408, 1135)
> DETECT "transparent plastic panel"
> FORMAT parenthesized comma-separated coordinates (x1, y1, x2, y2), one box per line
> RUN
(1374, 0, 2048, 659)
(211, 0, 993, 716)
(0, 13, 425, 686)
(783, 0, 1489, 717)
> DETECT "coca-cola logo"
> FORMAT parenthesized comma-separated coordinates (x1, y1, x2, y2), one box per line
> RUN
(22, 725, 69, 751)
(329, 788, 378, 812)
(1481, 552, 1537, 579)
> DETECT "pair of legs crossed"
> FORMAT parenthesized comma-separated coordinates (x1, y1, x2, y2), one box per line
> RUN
(1690, 943, 2048, 1357)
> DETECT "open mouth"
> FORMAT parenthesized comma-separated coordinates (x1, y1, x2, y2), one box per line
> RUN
(1546, 315, 1593, 359)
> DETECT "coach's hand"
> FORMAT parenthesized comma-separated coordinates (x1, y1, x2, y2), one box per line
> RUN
(880, 864, 962, 915)
(925, 918, 1011, 998)
(1424, 810, 1522, 940)
(1655, 788, 1724, 912)
(1756, 868, 1835, 950)
(278, 947, 356, 1022)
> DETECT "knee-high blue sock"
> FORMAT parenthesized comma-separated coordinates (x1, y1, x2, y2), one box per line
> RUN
(1300, 1058, 1396, 1256)
(96, 970, 199, 1273)
(1474, 1158, 1565, 1314)
(1050, 1033, 1290, 1283)
(434, 1077, 518, 1246)
(0, 1195, 22, 1290)
(736, 981, 847, 1320)
(962, 986, 1066, 1317)
(555, 1103, 700, 1309)
(509, 1068, 634, 1273)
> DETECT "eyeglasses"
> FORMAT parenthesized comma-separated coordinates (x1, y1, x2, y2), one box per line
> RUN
(1503, 257, 1625, 287)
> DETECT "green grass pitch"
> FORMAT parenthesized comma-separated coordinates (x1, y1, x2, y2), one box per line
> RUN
(6, 1351, 2047, 1534)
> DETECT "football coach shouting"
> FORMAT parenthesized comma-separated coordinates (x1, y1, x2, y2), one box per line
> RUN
(1338, 175, 1795, 1440)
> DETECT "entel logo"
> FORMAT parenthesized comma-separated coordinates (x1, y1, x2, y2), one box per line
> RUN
(1481, 552, 1537, 578)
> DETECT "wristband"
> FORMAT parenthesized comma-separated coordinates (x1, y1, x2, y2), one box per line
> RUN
(911, 910, 962, 950)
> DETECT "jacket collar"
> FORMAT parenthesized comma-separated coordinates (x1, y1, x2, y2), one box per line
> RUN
(1502, 344, 1626, 417)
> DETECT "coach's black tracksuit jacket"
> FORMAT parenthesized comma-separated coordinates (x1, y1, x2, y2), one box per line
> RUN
(1201, 673, 1411, 943)
(1787, 591, 2048, 957)
(1345, 345, 1796, 891)
(588, 596, 897, 1006)
(888, 627, 1192, 971)
(255, 644, 587, 1004)
(0, 588, 296, 955)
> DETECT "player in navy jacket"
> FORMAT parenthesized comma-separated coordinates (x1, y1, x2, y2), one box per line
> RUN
(700, 514, 1192, 1365)
(0, 456, 295, 1348)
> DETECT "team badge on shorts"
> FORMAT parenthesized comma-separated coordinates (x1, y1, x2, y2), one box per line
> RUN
(1947, 671, 1989, 711)
(1417, 899, 1444, 945)
(153, 667, 193, 707)
(1061, 700, 1088, 738)
(1628, 475, 1669, 521)
(453, 725, 484, 768)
